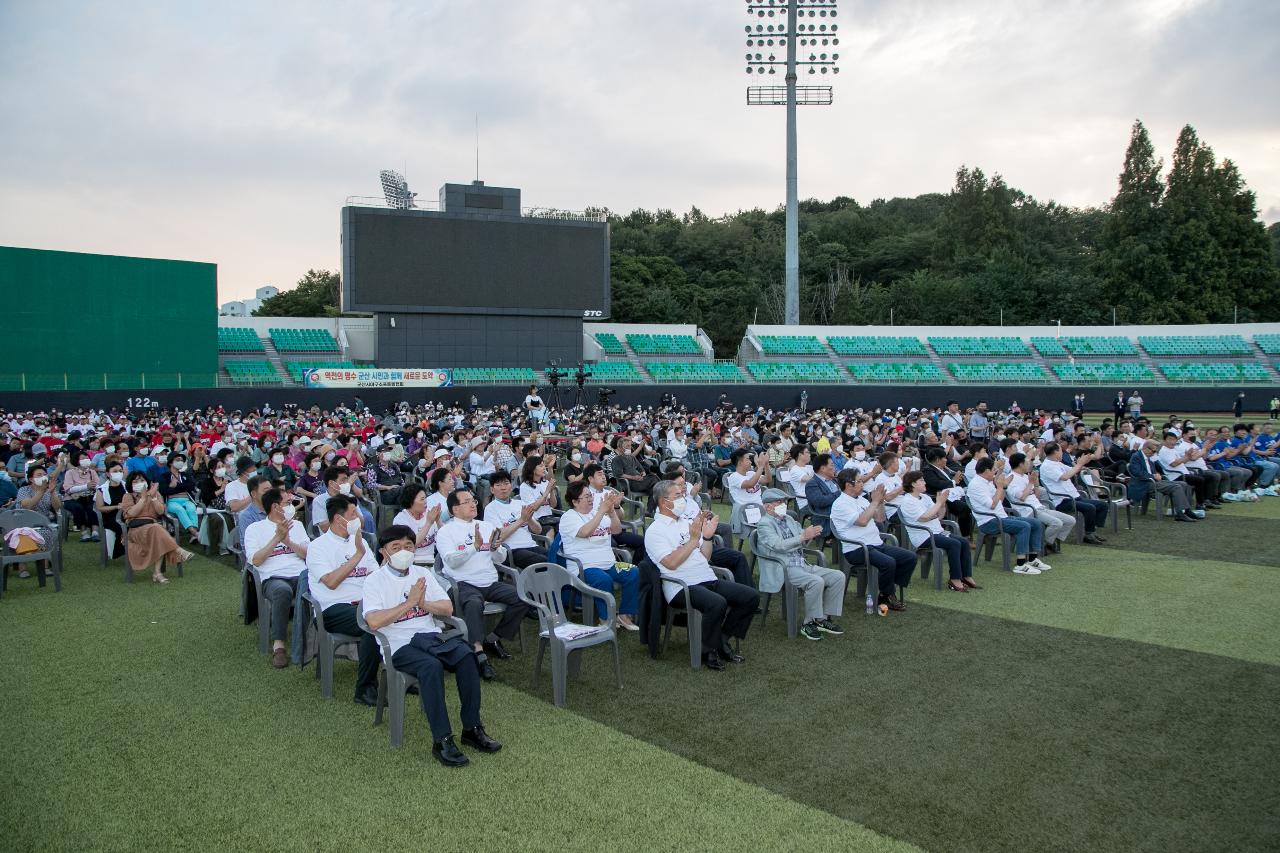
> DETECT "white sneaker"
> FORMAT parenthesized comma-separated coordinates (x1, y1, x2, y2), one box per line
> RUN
(1028, 558, 1052, 571)
(1263, 487, 1280, 497)
(1013, 564, 1042, 575)
(1191, 509, 1206, 518)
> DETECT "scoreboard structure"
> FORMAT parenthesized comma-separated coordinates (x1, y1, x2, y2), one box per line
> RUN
(342, 181, 609, 369)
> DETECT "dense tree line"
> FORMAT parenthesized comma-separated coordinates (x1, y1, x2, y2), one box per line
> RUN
(266, 121, 1278, 359)
(606, 120, 1279, 355)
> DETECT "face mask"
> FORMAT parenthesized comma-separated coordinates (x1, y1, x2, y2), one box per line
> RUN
(109, 471, 124, 484)
(272, 454, 284, 464)
(417, 459, 428, 469)
(338, 482, 352, 496)
(155, 455, 168, 465)
(670, 497, 687, 515)
(132, 482, 147, 493)
(310, 461, 321, 472)
(344, 516, 361, 536)
(771, 503, 787, 518)
(174, 461, 190, 473)
(137, 447, 150, 456)
(214, 467, 227, 478)
(281, 504, 296, 521)
(32, 476, 48, 487)
(324, 452, 336, 463)
(388, 549, 415, 571)
(79, 458, 91, 468)
(854, 451, 866, 460)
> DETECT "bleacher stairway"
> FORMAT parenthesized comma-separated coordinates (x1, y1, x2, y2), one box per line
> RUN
(261, 337, 293, 386)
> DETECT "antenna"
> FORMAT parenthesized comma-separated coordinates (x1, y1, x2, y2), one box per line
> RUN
(475, 114, 480, 182)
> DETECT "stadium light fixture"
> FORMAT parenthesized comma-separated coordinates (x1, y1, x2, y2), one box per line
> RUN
(379, 170, 417, 210)
(744, 0, 839, 325)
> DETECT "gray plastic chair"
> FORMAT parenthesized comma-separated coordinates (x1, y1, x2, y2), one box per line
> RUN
(358, 607, 468, 748)
(832, 532, 900, 611)
(748, 528, 833, 638)
(302, 589, 362, 699)
(0, 508, 63, 596)
(897, 517, 961, 591)
(965, 496, 1013, 572)
(1096, 478, 1133, 531)
(431, 564, 525, 652)
(93, 506, 114, 567)
(516, 562, 621, 708)
(659, 565, 735, 668)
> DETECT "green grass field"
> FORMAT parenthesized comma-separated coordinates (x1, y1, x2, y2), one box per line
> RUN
(2, 495, 1278, 852)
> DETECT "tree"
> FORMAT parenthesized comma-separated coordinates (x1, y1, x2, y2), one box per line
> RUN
(253, 269, 340, 317)
(1100, 119, 1170, 320)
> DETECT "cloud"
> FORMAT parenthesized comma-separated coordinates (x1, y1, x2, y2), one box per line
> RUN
(0, 0, 1276, 299)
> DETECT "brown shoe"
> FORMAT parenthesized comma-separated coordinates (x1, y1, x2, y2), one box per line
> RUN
(271, 648, 288, 668)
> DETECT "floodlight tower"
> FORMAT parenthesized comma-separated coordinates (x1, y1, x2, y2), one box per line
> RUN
(744, 0, 839, 325)
(379, 170, 417, 209)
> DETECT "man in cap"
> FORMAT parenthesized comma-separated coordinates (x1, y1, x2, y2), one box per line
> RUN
(754, 488, 844, 641)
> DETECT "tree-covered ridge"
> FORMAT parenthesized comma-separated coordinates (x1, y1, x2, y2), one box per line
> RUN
(608, 120, 1279, 355)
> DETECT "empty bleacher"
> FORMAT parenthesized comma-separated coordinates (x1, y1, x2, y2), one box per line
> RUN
(757, 335, 826, 355)
(218, 327, 263, 352)
(645, 362, 744, 382)
(827, 336, 926, 356)
(269, 327, 340, 352)
(747, 361, 843, 382)
(1251, 335, 1280, 355)
(450, 367, 539, 384)
(587, 362, 645, 382)
(846, 362, 942, 382)
(595, 332, 626, 354)
(948, 362, 1048, 382)
(1139, 335, 1250, 356)
(929, 337, 1030, 356)
(1052, 363, 1155, 383)
(1157, 363, 1273, 383)
(626, 334, 701, 355)
(224, 360, 282, 384)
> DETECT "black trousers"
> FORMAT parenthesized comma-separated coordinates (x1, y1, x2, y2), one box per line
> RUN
(1055, 497, 1108, 534)
(391, 633, 481, 741)
(456, 580, 528, 645)
(508, 546, 549, 569)
(844, 544, 917, 598)
(612, 532, 645, 554)
(1179, 473, 1211, 506)
(945, 499, 974, 537)
(321, 603, 380, 694)
(65, 496, 95, 528)
(675, 578, 757, 652)
(711, 547, 753, 589)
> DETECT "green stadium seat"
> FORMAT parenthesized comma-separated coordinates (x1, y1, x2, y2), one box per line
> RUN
(1059, 336, 1136, 356)
(1052, 363, 1154, 383)
(947, 362, 1048, 382)
(224, 360, 282, 385)
(747, 362, 843, 382)
(1139, 336, 1249, 356)
(757, 335, 825, 355)
(1158, 362, 1273, 383)
(1252, 334, 1280, 355)
(595, 333, 626, 354)
(644, 362, 744, 382)
(928, 337, 1030, 356)
(625, 334, 701, 355)
(845, 362, 942, 382)
(586, 362, 644, 382)
(269, 327, 339, 352)
(450, 367, 539, 384)
(218, 327, 264, 352)
(827, 336, 926, 356)
(1029, 337, 1068, 357)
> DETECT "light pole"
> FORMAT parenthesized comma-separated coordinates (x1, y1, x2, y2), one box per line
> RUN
(745, 0, 839, 325)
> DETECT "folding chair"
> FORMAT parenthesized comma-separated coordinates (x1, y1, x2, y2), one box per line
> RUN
(301, 589, 363, 699)
(0, 508, 63, 596)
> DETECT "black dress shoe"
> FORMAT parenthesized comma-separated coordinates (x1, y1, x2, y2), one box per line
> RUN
(353, 686, 379, 707)
(1092, 534, 1107, 542)
(1174, 514, 1194, 522)
(702, 651, 726, 672)
(476, 654, 498, 681)
(718, 645, 745, 664)
(433, 736, 470, 767)
(483, 639, 512, 660)
(461, 725, 502, 753)
(1083, 535, 1106, 544)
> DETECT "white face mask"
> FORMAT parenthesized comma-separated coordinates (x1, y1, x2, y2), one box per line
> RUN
(388, 549, 415, 571)
(155, 455, 167, 465)
(771, 503, 787, 518)
(310, 461, 321, 471)
(272, 454, 284, 464)
(214, 467, 227, 478)
(670, 496, 687, 516)
(338, 482, 352, 496)
(281, 503, 296, 521)
(854, 451, 866, 460)
(138, 446, 150, 456)
(344, 516, 361, 536)
(31, 476, 48, 487)
(175, 462, 187, 473)
(79, 458, 91, 468)
(132, 481, 147, 493)
(109, 471, 124, 484)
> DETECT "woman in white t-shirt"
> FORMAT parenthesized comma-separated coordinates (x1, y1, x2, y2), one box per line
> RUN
(519, 455, 558, 522)
(557, 480, 638, 630)
(899, 471, 975, 592)
(425, 467, 455, 527)
(392, 483, 441, 564)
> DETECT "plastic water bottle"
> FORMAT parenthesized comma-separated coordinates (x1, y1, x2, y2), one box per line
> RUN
(865, 593, 874, 615)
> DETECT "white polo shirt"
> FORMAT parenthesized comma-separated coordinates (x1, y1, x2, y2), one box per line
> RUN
(724, 470, 763, 508)
(830, 491, 883, 551)
(644, 513, 715, 602)
(1179, 441, 1208, 472)
(1039, 459, 1080, 501)
(392, 508, 437, 562)
(435, 517, 502, 588)
(779, 464, 813, 509)
(1157, 445, 1190, 479)
(243, 517, 309, 581)
(484, 497, 536, 550)
(306, 529, 379, 610)
(361, 564, 450, 660)
(557, 508, 615, 572)
(897, 492, 942, 548)
(1008, 472, 1044, 517)
(965, 475, 1007, 519)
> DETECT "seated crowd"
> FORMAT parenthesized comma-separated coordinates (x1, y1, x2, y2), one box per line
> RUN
(1, 397, 1275, 764)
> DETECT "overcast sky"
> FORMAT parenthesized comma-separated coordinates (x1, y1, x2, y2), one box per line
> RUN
(1, 0, 1276, 302)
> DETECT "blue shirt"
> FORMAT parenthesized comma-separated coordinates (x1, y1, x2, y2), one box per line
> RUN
(1209, 440, 1236, 470)
(125, 456, 161, 479)
(1254, 433, 1276, 454)
(1228, 436, 1259, 464)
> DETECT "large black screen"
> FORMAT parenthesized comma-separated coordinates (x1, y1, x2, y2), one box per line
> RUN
(342, 207, 609, 317)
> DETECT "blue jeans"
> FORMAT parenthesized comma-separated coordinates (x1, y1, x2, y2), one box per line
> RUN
(582, 566, 639, 619)
(167, 497, 198, 530)
(1256, 459, 1278, 487)
(979, 516, 1042, 555)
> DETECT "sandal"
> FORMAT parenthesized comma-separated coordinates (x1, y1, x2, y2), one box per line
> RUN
(152, 574, 170, 584)
(946, 581, 968, 592)
(176, 548, 194, 563)
(961, 577, 983, 590)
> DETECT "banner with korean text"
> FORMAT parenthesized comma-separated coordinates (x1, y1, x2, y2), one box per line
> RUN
(302, 368, 452, 388)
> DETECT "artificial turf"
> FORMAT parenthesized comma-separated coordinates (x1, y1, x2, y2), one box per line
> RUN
(1, 498, 1277, 852)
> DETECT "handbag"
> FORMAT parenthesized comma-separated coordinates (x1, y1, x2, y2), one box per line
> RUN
(127, 517, 157, 530)
(14, 533, 40, 555)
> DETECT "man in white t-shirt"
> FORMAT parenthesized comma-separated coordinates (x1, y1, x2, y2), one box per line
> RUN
(244, 486, 310, 668)
(435, 489, 528, 680)
(830, 469, 917, 609)
(938, 401, 965, 437)
(482, 470, 547, 568)
(1157, 431, 1211, 513)
(870, 452, 905, 519)
(1039, 442, 1108, 543)
(1006, 452, 1075, 552)
(724, 447, 769, 539)
(363, 526, 501, 767)
(965, 458, 1047, 574)
(643, 479, 756, 672)
(305, 494, 380, 705)
(778, 444, 814, 510)
(225, 455, 256, 513)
